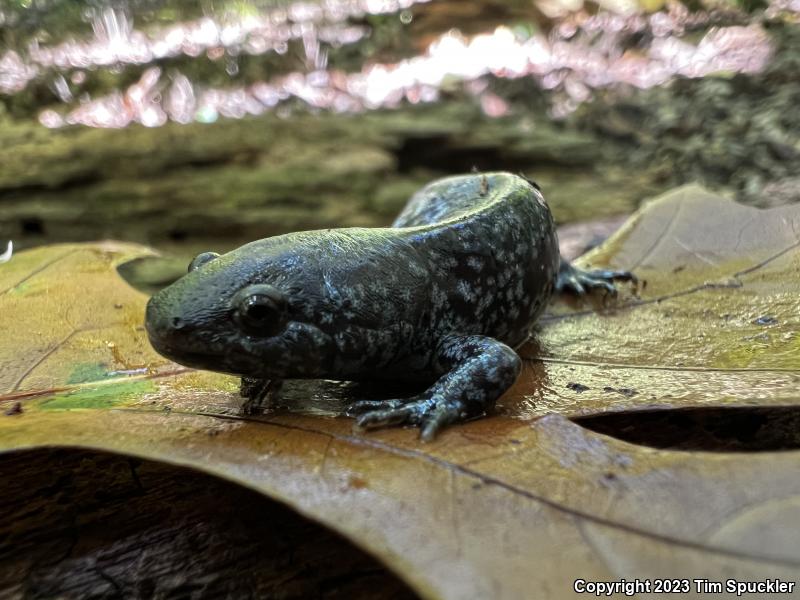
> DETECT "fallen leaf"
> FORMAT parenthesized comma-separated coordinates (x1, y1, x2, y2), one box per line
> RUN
(1, 186, 799, 599)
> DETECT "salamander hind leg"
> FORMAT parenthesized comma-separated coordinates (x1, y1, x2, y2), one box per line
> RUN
(239, 377, 284, 414)
(556, 260, 637, 297)
(345, 335, 521, 441)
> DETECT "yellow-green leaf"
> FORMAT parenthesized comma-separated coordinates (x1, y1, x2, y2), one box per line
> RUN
(1, 186, 799, 599)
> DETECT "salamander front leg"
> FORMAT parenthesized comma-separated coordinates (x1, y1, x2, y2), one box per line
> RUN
(239, 377, 284, 414)
(556, 259, 637, 297)
(345, 335, 521, 441)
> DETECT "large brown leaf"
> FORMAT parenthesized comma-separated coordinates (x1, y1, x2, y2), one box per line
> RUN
(1, 186, 799, 599)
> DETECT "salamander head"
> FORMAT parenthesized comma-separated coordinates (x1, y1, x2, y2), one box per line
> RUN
(144, 240, 334, 378)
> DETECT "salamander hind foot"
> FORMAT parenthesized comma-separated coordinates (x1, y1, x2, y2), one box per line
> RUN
(556, 261, 637, 297)
(345, 335, 521, 441)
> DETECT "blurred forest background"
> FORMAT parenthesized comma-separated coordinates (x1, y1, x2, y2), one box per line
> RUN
(0, 0, 798, 287)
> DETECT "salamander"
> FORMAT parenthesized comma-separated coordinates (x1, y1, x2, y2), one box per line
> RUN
(145, 172, 634, 439)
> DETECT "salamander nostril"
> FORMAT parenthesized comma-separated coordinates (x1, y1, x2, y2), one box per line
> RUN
(171, 317, 184, 329)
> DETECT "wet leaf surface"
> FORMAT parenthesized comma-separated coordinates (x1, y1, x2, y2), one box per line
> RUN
(1, 186, 799, 599)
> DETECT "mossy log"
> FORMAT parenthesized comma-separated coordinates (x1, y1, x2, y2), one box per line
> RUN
(0, 102, 660, 257)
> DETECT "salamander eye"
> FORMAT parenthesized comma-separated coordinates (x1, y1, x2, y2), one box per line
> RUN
(188, 252, 219, 272)
(233, 284, 288, 337)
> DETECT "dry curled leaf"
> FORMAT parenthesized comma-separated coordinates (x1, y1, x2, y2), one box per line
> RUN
(1, 186, 799, 599)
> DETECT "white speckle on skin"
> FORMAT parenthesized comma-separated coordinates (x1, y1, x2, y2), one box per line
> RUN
(466, 256, 484, 270)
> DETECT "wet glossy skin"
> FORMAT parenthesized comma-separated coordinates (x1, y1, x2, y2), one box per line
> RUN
(145, 172, 632, 439)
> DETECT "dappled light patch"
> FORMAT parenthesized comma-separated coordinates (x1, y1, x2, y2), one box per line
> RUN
(0, 1, 783, 127)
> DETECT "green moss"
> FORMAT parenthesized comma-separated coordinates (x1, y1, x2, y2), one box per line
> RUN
(42, 379, 156, 411)
(7, 281, 32, 296)
(66, 362, 109, 385)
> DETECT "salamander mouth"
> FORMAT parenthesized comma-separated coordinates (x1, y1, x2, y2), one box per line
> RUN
(147, 335, 262, 376)
(165, 349, 221, 363)
(146, 330, 221, 365)
(149, 342, 217, 364)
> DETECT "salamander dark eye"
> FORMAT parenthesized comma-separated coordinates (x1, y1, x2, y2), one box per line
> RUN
(233, 284, 288, 337)
(188, 251, 219, 272)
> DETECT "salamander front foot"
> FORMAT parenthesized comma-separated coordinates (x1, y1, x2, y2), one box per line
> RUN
(239, 377, 283, 414)
(556, 261, 637, 297)
(346, 395, 464, 442)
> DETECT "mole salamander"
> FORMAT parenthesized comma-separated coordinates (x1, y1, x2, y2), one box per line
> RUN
(145, 172, 634, 440)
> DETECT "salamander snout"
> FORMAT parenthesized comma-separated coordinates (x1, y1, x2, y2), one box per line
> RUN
(145, 288, 236, 369)
(144, 292, 187, 358)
